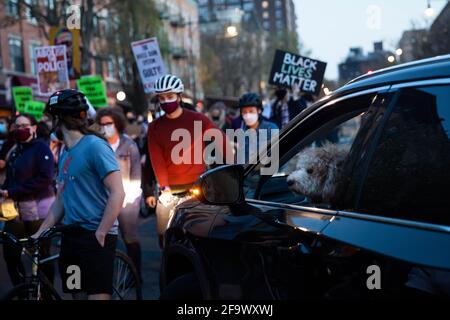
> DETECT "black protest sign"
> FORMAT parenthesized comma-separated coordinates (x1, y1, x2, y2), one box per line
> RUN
(268, 49, 327, 95)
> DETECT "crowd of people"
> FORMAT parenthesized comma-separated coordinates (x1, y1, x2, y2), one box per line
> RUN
(0, 74, 315, 299)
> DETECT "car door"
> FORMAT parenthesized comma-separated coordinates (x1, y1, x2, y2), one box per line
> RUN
(321, 79, 450, 297)
(189, 88, 392, 299)
(242, 87, 392, 235)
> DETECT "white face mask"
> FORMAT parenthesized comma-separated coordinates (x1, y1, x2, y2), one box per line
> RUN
(242, 113, 259, 127)
(101, 124, 117, 138)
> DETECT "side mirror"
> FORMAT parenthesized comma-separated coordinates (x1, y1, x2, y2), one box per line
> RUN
(196, 165, 245, 205)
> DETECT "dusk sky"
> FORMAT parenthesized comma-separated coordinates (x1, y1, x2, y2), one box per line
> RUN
(295, 0, 448, 80)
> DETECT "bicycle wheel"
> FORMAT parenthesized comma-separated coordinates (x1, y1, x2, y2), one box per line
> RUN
(2, 282, 61, 300)
(112, 250, 142, 300)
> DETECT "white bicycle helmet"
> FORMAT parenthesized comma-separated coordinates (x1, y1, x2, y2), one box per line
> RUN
(154, 74, 184, 94)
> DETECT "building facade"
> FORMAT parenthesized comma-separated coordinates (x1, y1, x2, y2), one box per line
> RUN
(154, 0, 204, 102)
(0, 0, 124, 110)
(338, 42, 394, 84)
(0, 0, 48, 107)
(196, 0, 297, 35)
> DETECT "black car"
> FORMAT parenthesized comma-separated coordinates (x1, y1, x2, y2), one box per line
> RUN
(160, 55, 450, 299)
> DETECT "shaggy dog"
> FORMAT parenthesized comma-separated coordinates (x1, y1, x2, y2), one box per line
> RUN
(286, 143, 349, 204)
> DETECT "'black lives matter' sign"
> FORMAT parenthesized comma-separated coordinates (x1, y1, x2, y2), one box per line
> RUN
(268, 49, 327, 95)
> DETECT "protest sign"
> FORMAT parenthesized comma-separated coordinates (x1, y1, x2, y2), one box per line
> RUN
(12, 87, 33, 113)
(35, 45, 70, 95)
(24, 101, 46, 121)
(131, 37, 166, 93)
(268, 49, 327, 95)
(50, 27, 81, 80)
(77, 75, 108, 108)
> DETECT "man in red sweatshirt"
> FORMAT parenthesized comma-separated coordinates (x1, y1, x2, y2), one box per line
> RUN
(148, 74, 232, 247)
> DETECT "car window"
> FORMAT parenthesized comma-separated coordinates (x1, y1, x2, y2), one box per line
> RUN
(244, 92, 381, 208)
(355, 85, 450, 226)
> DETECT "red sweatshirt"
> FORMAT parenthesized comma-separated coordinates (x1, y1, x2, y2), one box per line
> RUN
(148, 109, 231, 189)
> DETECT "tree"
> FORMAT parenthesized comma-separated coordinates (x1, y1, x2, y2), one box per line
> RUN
(0, 0, 103, 75)
(199, 17, 307, 99)
(102, 0, 165, 114)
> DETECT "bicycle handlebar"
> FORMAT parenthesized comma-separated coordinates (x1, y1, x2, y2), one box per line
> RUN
(0, 223, 81, 247)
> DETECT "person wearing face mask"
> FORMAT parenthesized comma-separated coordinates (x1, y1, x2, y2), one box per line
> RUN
(95, 107, 144, 280)
(207, 101, 227, 131)
(148, 74, 233, 248)
(238, 93, 278, 163)
(0, 114, 55, 287)
(33, 89, 124, 300)
(0, 117, 14, 171)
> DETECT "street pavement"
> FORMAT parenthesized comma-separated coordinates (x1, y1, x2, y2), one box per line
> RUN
(0, 214, 162, 300)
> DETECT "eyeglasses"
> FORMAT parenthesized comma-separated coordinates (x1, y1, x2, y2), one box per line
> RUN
(15, 123, 31, 129)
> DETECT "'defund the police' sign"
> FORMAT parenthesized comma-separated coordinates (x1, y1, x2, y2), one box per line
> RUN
(268, 49, 327, 95)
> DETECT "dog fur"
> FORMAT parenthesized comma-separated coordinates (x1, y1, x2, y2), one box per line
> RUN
(287, 142, 349, 204)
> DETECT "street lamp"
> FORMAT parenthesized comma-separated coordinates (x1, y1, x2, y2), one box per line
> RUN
(425, 1, 435, 17)
(116, 91, 126, 101)
(225, 25, 239, 38)
(395, 48, 403, 56)
(387, 55, 396, 63)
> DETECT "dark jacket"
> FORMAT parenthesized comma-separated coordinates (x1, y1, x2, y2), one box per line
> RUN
(2, 138, 55, 201)
(270, 97, 306, 129)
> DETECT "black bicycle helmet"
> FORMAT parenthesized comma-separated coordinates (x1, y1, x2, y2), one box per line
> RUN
(238, 92, 262, 109)
(45, 89, 89, 118)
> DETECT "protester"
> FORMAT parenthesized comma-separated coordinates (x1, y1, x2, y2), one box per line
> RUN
(96, 107, 143, 279)
(270, 83, 306, 129)
(238, 93, 278, 163)
(207, 101, 227, 131)
(148, 74, 232, 248)
(33, 89, 125, 300)
(0, 114, 55, 287)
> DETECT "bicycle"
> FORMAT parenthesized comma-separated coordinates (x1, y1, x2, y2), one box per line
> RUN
(0, 223, 142, 300)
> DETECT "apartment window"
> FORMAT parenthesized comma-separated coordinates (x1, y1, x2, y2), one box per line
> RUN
(275, 9, 283, 19)
(276, 20, 284, 30)
(25, 0, 38, 24)
(29, 42, 41, 74)
(93, 16, 101, 37)
(262, 1, 269, 9)
(118, 57, 126, 81)
(107, 57, 115, 79)
(46, 0, 55, 9)
(9, 36, 24, 72)
(6, 0, 19, 17)
(263, 21, 270, 31)
(243, 2, 254, 11)
(263, 11, 269, 19)
(275, 0, 282, 8)
(95, 57, 103, 76)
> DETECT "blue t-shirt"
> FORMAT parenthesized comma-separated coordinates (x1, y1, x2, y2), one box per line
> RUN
(58, 135, 120, 234)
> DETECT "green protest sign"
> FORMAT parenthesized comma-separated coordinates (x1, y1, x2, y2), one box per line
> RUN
(77, 75, 108, 108)
(24, 101, 46, 121)
(12, 87, 33, 113)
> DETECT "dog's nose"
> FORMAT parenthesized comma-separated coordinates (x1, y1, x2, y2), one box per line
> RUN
(287, 180, 294, 187)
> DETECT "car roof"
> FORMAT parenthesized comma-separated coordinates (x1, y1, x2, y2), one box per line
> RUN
(332, 54, 450, 97)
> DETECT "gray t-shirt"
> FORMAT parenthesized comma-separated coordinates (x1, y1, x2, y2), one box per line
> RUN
(58, 135, 120, 234)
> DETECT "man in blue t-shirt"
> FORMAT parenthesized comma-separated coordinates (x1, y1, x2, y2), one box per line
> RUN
(33, 89, 125, 300)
